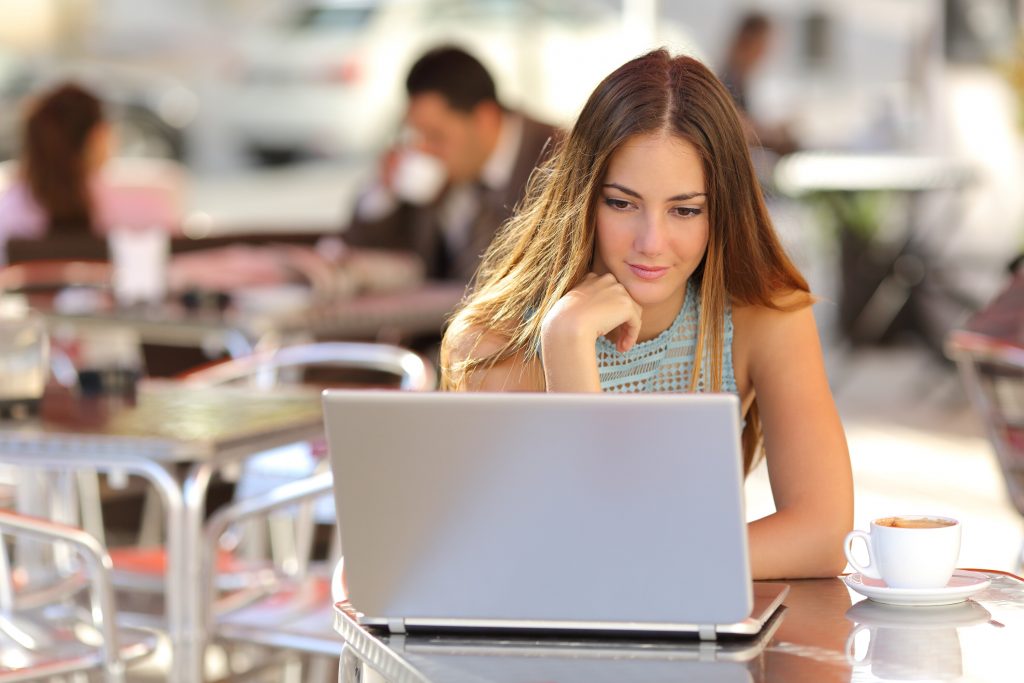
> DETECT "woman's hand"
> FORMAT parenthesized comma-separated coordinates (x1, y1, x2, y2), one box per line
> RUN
(539, 273, 642, 392)
(542, 273, 643, 352)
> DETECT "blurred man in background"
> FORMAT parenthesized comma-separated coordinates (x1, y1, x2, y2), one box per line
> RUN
(342, 46, 557, 282)
(720, 12, 799, 156)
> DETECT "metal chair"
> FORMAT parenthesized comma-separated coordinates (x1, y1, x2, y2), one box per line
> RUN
(141, 342, 432, 677)
(202, 471, 339, 681)
(0, 510, 157, 682)
(180, 340, 434, 553)
(948, 332, 1024, 572)
(180, 340, 436, 391)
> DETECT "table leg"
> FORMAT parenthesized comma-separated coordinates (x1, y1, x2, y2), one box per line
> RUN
(129, 460, 189, 683)
(182, 461, 218, 683)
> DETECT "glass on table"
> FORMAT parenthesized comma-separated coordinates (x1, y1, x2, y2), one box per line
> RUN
(0, 297, 50, 419)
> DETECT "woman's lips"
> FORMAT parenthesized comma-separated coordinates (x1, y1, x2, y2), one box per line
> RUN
(628, 263, 669, 281)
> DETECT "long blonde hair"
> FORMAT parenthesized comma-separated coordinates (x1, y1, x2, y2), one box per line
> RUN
(441, 50, 809, 470)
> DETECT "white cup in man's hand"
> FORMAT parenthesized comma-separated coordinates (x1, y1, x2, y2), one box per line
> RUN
(392, 148, 447, 205)
(844, 515, 961, 589)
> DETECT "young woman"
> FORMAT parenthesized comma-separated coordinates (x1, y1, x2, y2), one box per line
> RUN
(441, 49, 852, 580)
(0, 82, 180, 263)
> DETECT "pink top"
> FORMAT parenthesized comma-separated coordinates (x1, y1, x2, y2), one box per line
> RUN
(0, 172, 182, 263)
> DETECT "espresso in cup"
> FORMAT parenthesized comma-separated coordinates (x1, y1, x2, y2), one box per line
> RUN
(874, 516, 957, 530)
(844, 515, 961, 589)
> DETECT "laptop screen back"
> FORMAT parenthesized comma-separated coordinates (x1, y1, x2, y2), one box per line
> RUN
(323, 391, 752, 630)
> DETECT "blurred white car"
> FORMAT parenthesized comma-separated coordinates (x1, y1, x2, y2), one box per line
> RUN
(220, 0, 702, 161)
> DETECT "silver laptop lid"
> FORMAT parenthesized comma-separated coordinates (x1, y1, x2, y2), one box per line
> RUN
(323, 391, 752, 632)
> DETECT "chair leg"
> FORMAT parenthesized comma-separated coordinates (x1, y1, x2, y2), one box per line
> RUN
(15, 469, 50, 574)
(75, 470, 106, 548)
(137, 487, 165, 546)
(284, 652, 304, 683)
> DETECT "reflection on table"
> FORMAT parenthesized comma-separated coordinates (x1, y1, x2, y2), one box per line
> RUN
(334, 570, 1024, 683)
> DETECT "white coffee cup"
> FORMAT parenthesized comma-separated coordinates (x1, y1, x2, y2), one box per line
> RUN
(392, 148, 447, 205)
(844, 515, 961, 589)
(108, 227, 170, 306)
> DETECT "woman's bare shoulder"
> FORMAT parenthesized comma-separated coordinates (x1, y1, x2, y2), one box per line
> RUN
(732, 289, 822, 384)
(732, 288, 814, 327)
(445, 325, 542, 392)
(446, 324, 509, 363)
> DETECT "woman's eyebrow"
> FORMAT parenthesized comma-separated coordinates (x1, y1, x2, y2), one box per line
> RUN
(603, 183, 706, 202)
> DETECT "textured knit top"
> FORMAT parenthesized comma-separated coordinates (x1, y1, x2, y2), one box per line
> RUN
(596, 281, 737, 394)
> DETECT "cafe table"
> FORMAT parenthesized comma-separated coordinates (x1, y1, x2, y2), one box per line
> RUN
(333, 570, 1024, 683)
(0, 380, 323, 683)
(773, 150, 976, 345)
(40, 281, 466, 358)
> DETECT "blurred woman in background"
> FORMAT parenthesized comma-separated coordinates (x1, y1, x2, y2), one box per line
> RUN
(0, 82, 180, 263)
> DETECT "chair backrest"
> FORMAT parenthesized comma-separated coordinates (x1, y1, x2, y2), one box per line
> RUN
(180, 341, 436, 391)
(6, 236, 111, 264)
(0, 260, 112, 293)
(948, 338, 1024, 518)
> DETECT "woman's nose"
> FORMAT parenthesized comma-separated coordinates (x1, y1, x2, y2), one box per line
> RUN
(634, 213, 666, 256)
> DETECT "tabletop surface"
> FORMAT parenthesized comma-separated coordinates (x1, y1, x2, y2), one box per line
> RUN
(35, 281, 466, 347)
(0, 379, 323, 461)
(333, 570, 1024, 683)
(772, 151, 976, 196)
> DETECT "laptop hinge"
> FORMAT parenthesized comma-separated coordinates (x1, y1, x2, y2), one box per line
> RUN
(387, 618, 407, 634)
(698, 625, 717, 641)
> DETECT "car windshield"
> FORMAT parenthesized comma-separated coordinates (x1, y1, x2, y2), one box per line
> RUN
(294, 5, 375, 30)
(426, 0, 605, 23)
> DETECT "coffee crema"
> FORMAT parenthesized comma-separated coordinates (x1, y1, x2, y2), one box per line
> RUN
(875, 517, 956, 529)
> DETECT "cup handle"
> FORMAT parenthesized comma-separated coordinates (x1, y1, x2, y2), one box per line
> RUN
(845, 624, 873, 665)
(844, 530, 882, 579)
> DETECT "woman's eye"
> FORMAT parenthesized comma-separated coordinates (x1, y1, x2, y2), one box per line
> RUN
(673, 207, 702, 218)
(603, 197, 632, 210)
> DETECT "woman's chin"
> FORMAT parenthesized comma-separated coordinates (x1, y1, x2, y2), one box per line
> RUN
(623, 281, 679, 308)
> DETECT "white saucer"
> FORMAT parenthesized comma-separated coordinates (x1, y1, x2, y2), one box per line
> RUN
(843, 570, 991, 606)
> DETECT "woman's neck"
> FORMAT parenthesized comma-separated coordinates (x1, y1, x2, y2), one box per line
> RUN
(636, 283, 688, 343)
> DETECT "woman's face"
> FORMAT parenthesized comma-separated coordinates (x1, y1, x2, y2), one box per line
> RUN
(592, 132, 710, 324)
(84, 121, 114, 173)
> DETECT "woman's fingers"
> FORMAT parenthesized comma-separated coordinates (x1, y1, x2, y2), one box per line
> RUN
(544, 272, 642, 349)
(614, 298, 643, 353)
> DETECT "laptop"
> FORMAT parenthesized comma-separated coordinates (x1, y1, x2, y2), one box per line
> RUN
(323, 390, 787, 641)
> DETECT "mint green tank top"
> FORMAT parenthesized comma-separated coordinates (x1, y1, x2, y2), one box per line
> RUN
(596, 281, 737, 394)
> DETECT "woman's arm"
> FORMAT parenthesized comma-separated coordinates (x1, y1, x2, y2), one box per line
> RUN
(736, 301, 853, 579)
(540, 273, 642, 392)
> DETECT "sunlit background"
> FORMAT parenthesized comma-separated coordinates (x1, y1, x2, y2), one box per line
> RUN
(1, 0, 1023, 571)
